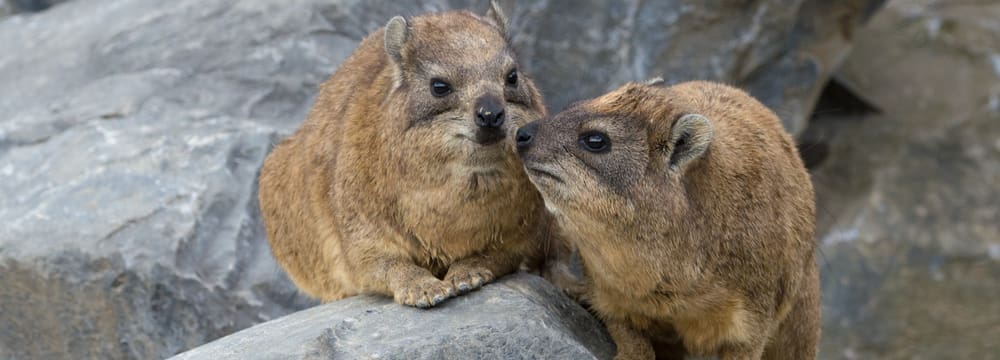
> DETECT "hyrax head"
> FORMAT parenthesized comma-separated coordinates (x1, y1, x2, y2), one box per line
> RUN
(515, 78, 713, 223)
(382, 2, 545, 168)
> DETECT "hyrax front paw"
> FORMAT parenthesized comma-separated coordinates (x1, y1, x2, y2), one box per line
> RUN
(393, 277, 456, 308)
(445, 265, 495, 295)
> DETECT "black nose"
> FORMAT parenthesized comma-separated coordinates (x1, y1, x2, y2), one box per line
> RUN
(516, 121, 539, 151)
(474, 95, 505, 129)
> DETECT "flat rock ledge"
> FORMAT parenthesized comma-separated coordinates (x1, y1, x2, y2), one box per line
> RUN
(169, 273, 615, 360)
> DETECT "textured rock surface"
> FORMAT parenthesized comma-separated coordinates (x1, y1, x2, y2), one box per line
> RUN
(515, 0, 883, 135)
(806, 0, 1000, 358)
(0, 0, 881, 359)
(1, 0, 70, 16)
(0, 1, 342, 358)
(170, 274, 615, 360)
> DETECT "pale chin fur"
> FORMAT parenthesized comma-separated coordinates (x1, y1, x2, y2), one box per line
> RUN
(535, 190, 561, 216)
(544, 200, 561, 216)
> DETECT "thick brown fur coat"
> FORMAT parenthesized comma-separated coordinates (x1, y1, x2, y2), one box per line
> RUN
(517, 80, 819, 359)
(258, 3, 550, 308)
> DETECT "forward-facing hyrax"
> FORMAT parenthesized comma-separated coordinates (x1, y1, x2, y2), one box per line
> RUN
(258, 2, 550, 308)
(515, 80, 819, 359)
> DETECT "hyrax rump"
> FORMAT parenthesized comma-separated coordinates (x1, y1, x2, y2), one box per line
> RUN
(515, 80, 819, 359)
(258, 2, 550, 308)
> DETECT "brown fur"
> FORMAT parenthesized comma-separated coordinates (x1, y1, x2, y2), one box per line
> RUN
(518, 81, 819, 359)
(258, 3, 551, 308)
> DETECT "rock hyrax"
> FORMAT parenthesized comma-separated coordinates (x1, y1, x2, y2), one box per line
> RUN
(516, 80, 819, 359)
(258, 2, 550, 308)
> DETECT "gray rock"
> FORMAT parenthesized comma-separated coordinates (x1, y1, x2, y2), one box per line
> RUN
(0, 0, 882, 359)
(0, 1, 351, 358)
(513, 0, 884, 135)
(169, 274, 615, 360)
(1, 0, 71, 16)
(804, 1, 1000, 358)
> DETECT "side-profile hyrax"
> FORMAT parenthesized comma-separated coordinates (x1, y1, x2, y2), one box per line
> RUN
(516, 79, 819, 359)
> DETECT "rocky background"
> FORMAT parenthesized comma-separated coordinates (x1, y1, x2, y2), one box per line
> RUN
(0, 0, 996, 359)
(807, 1, 1000, 358)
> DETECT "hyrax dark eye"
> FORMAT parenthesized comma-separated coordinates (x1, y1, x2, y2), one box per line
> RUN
(506, 69, 518, 87)
(579, 131, 610, 153)
(430, 79, 452, 97)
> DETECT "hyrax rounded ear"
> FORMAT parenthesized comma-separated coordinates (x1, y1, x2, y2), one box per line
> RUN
(384, 16, 409, 65)
(485, 0, 509, 36)
(662, 114, 713, 171)
(642, 77, 666, 87)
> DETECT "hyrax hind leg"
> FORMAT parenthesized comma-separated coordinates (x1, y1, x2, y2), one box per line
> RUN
(343, 223, 456, 308)
(380, 258, 456, 308)
(445, 258, 496, 295)
(445, 225, 544, 294)
(762, 265, 820, 359)
(606, 320, 655, 360)
(444, 243, 531, 294)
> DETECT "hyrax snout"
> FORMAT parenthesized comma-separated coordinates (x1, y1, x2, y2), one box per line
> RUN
(518, 80, 820, 359)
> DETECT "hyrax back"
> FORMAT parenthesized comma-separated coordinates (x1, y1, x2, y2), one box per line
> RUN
(516, 80, 819, 359)
(258, 2, 550, 308)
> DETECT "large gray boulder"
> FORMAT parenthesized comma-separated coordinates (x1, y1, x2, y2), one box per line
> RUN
(0, 0, 71, 18)
(4, 0, 69, 12)
(805, 0, 1000, 358)
(170, 274, 615, 360)
(0, 0, 881, 359)
(515, 0, 884, 136)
